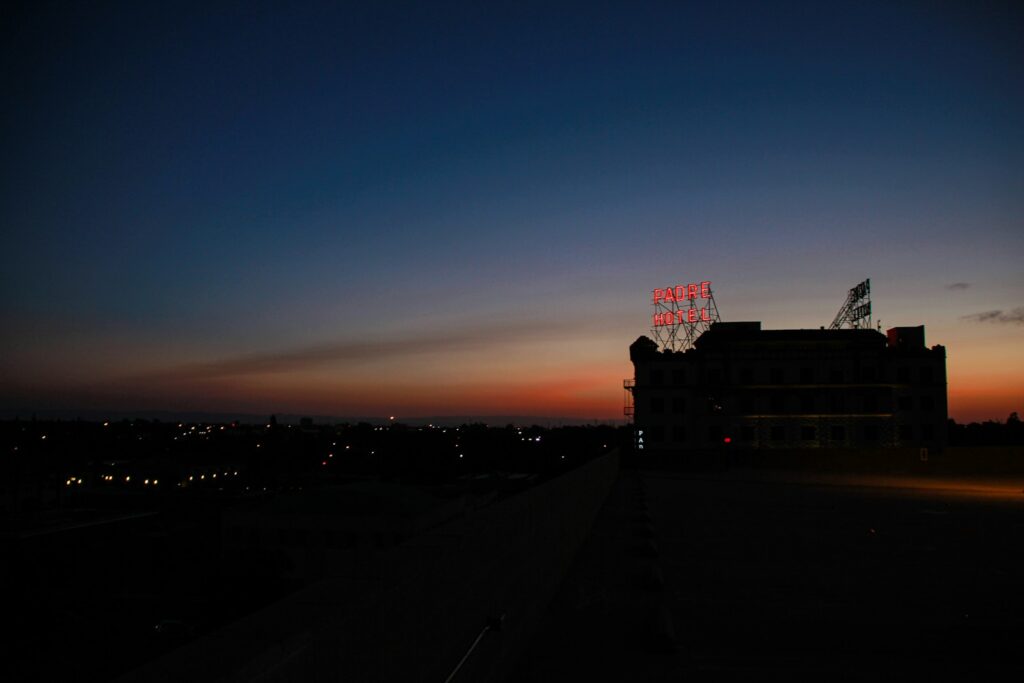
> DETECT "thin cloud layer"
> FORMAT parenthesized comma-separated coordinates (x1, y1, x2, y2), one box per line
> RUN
(141, 318, 610, 381)
(945, 282, 971, 290)
(961, 308, 1024, 325)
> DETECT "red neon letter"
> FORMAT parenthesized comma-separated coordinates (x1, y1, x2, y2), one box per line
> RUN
(701, 307, 711, 321)
(687, 283, 698, 299)
(687, 308, 698, 323)
(664, 287, 676, 303)
(701, 281, 711, 298)
(674, 285, 685, 300)
(653, 289, 664, 304)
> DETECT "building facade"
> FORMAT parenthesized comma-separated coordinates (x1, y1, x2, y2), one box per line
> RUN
(629, 322, 947, 452)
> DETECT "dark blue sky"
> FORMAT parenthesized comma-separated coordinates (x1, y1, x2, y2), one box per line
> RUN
(2, 1, 1022, 419)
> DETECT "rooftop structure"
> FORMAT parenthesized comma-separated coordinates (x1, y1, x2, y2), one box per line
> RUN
(629, 322, 947, 452)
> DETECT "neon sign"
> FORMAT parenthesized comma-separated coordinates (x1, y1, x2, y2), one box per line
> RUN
(652, 281, 713, 327)
(650, 279, 720, 352)
(653, 281, 711, 304)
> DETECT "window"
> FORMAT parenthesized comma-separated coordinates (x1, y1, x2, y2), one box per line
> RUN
(740, 367, 754, 384)
(800, 395, 815, 413)
(899, 424, 913, 440)
(770, 367, 784, 384)
(920, 396, 934, 411)
(830, 425, 846, 442)
(651, 425, 665, 443)
(800, 367, 813, 384)
(671, 369, 685, 385)
(897, 366, 910, 383)
(708, 425, 723, 442)
(830, 395, 844, 413)
(920, 367, 933, 384)
(801, 426, 816, 441)
(861, 367, 876, 382)
(921, 424, 934, 440)
(770, 394, 785, 413)
(770, 425, 786, 441)
(672, 425, 687, 442)
(651, 396, 665, 414)
(863, 394, 878, 412)
(740, 396, 755, 414)
(863, 425, 879, 441)
(707, 368, 723, 383)
(671, 397, 687, 414)
(897, 396, 912, 411)
(741, 425, 756, 441)
(651, 369, 664, 386)
(829, 368, 844, 383)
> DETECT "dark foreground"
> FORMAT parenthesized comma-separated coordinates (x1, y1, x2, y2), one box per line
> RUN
(517, 470, 1024, 681)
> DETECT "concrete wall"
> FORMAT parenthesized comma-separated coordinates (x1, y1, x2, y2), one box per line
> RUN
(116, 451, 619, 683)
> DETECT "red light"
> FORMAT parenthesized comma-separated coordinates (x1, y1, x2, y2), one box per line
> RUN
(723, 437, 732, 444)
(651, 281, 714, 327)
(321, 460, 327, 466)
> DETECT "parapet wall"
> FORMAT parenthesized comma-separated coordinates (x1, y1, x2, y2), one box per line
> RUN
(116, 451, 620, 683)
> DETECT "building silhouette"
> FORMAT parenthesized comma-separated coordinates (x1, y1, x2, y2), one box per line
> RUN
(629, 322, 947, 452)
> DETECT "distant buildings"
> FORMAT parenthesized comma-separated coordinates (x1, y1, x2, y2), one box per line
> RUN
(629, 322, 947, 452)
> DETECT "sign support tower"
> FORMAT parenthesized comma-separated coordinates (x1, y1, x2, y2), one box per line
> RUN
(650, 281, 721, 352)
(829, 279, 872, 330)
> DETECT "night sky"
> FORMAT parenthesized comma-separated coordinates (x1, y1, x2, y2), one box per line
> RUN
(2, 1, 1021, 421)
